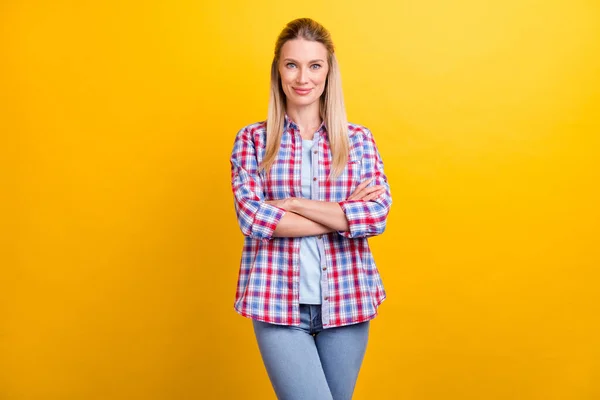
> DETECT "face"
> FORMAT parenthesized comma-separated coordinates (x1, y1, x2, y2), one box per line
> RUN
(278, 39, 329, 108)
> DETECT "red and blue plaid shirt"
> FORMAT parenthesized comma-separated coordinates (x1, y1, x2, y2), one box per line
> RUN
(230, 114, 392, 328)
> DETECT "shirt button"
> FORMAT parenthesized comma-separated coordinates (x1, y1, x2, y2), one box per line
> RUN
(317, 235, 322, 239)
(313, 177, 317, 181)
(324, 296, 329, 300)
(322, 267, 327, 271)
(313, 150, 317, 154)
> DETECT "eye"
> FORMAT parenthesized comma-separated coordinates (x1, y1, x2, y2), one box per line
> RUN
(311, 64, 322, 70)
(285, 62, 297, 69)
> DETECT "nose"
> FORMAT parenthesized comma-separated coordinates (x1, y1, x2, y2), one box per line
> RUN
(296, 66, 308, 84)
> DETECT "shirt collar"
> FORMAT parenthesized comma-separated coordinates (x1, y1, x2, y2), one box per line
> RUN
(284, 113, 327, 137)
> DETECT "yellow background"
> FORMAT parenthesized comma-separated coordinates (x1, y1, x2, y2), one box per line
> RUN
(2, 1, 599, 399)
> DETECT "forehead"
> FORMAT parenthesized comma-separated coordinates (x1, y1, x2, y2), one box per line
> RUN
(280, 39, 328, 61)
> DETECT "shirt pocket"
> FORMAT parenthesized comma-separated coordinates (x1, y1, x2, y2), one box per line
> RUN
(339, 152, 363, 200)
(347, 158, 362, 185)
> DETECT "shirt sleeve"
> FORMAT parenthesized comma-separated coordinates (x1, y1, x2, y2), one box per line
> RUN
(230, 127, 286, 241)
(337, 127, 392, 238)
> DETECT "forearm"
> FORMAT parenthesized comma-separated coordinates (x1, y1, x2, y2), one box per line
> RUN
(289, 198, 349, 232)
(273, 210, 335, 237)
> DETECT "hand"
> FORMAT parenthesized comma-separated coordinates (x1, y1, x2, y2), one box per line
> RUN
(347, 178, 385, 201)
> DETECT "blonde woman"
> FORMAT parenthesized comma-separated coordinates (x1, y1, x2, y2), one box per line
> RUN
(230, 18, 392, 400)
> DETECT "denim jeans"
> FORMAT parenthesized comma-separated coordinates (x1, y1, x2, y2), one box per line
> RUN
(252, 304, 370, 400)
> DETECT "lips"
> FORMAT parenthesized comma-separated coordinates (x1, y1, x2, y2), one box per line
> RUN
(293, 87, 312, 95)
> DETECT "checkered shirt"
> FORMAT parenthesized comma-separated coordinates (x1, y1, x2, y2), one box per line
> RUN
(230, 114, 392, 328)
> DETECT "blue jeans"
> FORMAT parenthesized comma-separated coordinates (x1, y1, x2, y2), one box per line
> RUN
(252, 304, 370, 400)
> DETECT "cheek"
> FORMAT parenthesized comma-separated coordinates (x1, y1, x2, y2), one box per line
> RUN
(315, 72, 328, 93)
(316, 71, 328, 86)
(280, 70, 295, 84)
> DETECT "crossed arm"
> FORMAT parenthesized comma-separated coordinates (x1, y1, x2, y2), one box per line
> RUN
(265, 179, 385, 237)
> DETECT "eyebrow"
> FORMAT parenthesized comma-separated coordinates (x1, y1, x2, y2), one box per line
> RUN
(282, 58, 325, 63)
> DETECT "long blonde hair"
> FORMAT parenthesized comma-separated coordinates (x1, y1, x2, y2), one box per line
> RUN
(260, 18, 349, 179)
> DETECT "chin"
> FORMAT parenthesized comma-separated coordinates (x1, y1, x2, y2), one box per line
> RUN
(288, 96, 319, 107)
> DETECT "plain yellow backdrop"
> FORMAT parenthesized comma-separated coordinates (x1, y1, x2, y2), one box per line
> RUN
(2, 1, 599, 399)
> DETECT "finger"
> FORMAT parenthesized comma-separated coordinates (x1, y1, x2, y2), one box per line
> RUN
(348, 179, 378, 201)
(355, 177, 374, 191)
(353, 185, 383, 200)
(359, 188, 385, 201)
(348, 182, 369, 200)
(363, 189, 385, 201)
(347, 193, 360, 201)
(360, 194, 376, 202)
(362, 185, 384, 195)
(360, 191, 374, 201)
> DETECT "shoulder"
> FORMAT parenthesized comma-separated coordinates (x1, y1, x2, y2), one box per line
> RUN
(347, 122, 375, 141)
(235, 120, 267, 142)
(231, 121, 267, 159)
(346, 122, 382, 162)
(347, 122, 377, 151)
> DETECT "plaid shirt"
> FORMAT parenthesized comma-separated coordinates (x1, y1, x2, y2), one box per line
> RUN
(230, 114, 392, 328)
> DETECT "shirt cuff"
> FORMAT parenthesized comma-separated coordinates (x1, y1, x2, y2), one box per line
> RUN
(337, 200, 363, 238)
(253, 203, 287, 241)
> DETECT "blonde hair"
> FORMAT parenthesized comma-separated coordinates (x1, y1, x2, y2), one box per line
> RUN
(260, 18, 349, 179)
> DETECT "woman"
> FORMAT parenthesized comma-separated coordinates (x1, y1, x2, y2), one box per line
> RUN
(230, 18, 392, 400)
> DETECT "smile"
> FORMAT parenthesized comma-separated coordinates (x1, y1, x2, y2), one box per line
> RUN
(293, 87, 312, 95)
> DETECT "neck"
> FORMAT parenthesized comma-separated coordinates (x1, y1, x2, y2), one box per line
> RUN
(286, 103, 322, 133)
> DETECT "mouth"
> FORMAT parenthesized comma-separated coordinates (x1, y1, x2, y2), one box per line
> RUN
(293, 87, 312, 95)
